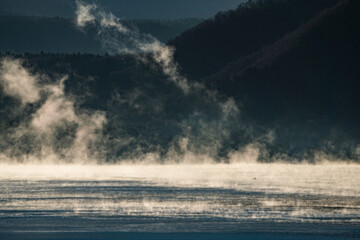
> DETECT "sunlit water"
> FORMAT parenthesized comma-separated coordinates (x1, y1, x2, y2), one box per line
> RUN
(0, 164, 359, 237)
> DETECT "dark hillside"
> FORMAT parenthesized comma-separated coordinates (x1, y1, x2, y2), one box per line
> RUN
(170, 0, 360, 156)
(0, 53, 248, 161)
(169, 0, 340, 78)
(1, 0, 360, 161)
(207, 0, 360, 122)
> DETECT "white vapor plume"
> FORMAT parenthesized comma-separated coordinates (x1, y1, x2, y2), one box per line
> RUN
(75, 0, 189, 93)
(74, 1, 259, 163)
(0, 58, 40, 104)
(162, 98, 242, 163)
(0, 58, 106, 163)
(228, 144, 260, 164)
(75, 1, 97, 27)
(30, 76, 106, 162)
(31, 77, 77, 132)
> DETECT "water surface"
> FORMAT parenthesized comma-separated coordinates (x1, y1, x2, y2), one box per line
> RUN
(0, 164, 359, 239)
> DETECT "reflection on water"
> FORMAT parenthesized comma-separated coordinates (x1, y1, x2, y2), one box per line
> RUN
(0, 164, 359, 233)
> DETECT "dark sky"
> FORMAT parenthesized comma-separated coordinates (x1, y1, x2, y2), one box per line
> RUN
(0, 0, 247, 19)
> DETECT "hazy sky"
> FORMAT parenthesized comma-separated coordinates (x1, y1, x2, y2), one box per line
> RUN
(0, 0, 247, 19)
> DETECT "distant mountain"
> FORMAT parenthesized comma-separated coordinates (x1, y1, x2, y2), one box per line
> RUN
(0, 16, 202, 53)
(170, 0, 360, 155)
(0, 0, 246, 19)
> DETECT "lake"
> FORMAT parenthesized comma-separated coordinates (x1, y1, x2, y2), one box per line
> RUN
(0, 164, 359, 239)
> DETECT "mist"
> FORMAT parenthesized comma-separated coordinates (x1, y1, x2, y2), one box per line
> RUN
(0, 55, 268, 164)
(1, 1, 359, 239)
(0, 1, 248, 164)
(1, 56, 357, 165)
(75, 0, 189, 93)
(0, 57, 106, 164)
(0, 1, 359, 165)
(0, 51, 244, 164)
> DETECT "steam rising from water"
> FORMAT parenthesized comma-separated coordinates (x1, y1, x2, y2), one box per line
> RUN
(0, 3, 359, 233)
(0, 2, 359, 236)
(75, 0, 189, 93)
(0, 54, 249, 164)
(73, 0, 253, 164)
(0, 56, 356, 164)
(0, 58, 106, 163)
(0, 58, 40, 104)
(0, 2, 359, 164)
(0, 164, 359, 232)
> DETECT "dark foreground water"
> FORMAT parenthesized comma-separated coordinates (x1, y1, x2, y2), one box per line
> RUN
(0, 164, 359, 239)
